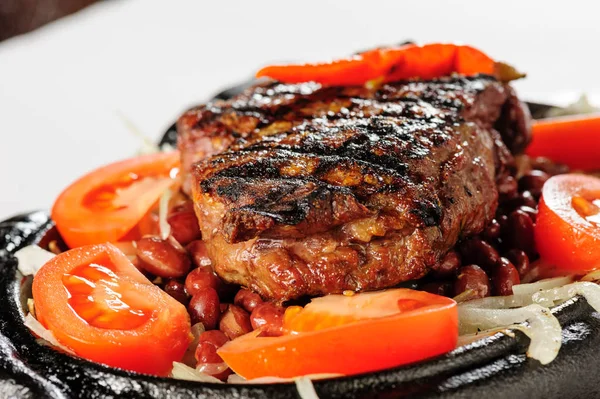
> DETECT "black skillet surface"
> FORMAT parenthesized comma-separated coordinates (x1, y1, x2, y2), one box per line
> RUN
(0, 82, 595, 399)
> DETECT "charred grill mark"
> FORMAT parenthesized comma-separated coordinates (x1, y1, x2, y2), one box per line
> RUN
(199, 149, 411, 199)
(198, 76, 487, 142)
(409, 199, 443, 227)
(187, 74, 504, 241)
(207, 175, 372, 241)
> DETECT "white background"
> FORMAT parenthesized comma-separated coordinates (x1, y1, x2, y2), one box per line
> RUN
(0, 0, 598, 220)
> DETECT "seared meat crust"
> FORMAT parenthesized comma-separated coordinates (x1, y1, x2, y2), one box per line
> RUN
(178, 75, 530, 301)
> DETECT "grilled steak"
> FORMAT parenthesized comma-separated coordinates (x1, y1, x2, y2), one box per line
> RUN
(178, 75, 531, 301)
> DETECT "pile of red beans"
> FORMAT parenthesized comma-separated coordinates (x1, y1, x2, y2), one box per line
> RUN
(133, 202, 285, 379)
(132, 155, 567, 379)
(420, 156, 569, 300)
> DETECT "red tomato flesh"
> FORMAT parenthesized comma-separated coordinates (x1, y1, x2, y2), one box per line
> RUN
(536, 174, 600, 273)
(527, 115, 600, 171)
(52, 151, 180, 248)
(32, 243, 192, 376)
(218, 289, 457, 379)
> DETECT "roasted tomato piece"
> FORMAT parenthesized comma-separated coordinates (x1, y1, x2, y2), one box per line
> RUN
(218, 289, 457, 379)
(527, 115, 600, 171)
(32, 243, 192, 376)
(256, 43, 495, 86)
(52, 151, 180, 248)
(536, 174, 600, 273)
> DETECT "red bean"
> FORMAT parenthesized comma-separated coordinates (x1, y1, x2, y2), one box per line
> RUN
(505, 249, 531, 278)
(517, 205, 537, 223)
(518, 170, 550, 198)
(504, 209, 536, 257)
(136, 237, 191, 278)
(186, 240, 212, 268)
(188, 288, 220, 330)
(168, 210, 201, 245)
(234, 289, 263, 313)
(497, 175, 518, 201)
(195, 330, 231, 380)
(505, 190, 538, 211)
(491, 257, 520, 296)
(164, 279, 189, 305)
(454, 265, 490, 299)
(219, 305, 253, 340)
(496, 214, 509, 233)
(420, 281, 452, 296)
(459, 238, 500, 271)
(483, 219, 502, 241)
(431, 250, 461, 278)
(250, 303, 285, 337)
(185, 267, 221, 297)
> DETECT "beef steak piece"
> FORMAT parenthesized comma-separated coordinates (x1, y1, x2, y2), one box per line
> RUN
(178, 75, 530, 301)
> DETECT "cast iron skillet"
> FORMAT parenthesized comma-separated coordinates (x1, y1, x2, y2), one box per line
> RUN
(0, 82, 596, 399)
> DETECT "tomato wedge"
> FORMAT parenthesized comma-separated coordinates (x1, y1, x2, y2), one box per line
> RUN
(536, 174, 600, 273)
(218, 289, 457, 379)
(52, 151, 180, 248)
(527, 114, 600, 171)
(256, 43, 496, 86)
(32, 243, 192, 376)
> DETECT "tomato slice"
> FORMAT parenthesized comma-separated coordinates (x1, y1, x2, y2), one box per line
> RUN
(32, 243, 192, 376)
(536, 174, 600, 273)
(527, 114, 600, 171)
(217, 289, 457, 379)
(51, 151, 180, 249)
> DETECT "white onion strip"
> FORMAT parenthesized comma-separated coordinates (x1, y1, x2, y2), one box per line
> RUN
(512, 276, 573, 296)
(14, 245, 55, 276)
(295, 377, 320, 399)
(158, 189, 172, 240)
(532, 282, 600, 312)
(170, 362, 223, 383)
(458, 280, 600, 365)
(24, 314, 74, 355)
(458, 304, 561, 364)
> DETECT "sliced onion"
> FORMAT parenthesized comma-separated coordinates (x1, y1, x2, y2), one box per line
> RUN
(512, 276, 573, 296)
(295, 377, 320, 399)
(170, 361, 223, 383)
(14, 245, 55, 276)
(158, 189, 172, 240)
(458, 304, 561, 364)
(532, 282, 600, 312)
(459, 294, 531, 310)
(23, 314, 74, 355)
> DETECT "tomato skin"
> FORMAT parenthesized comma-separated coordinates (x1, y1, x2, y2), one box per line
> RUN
(52, 151, 180, 249)
(218, 289, 457, 379)
(527, 115, 600, 171)
(536, 174, 600, 273)
(32, 243, 192, 376)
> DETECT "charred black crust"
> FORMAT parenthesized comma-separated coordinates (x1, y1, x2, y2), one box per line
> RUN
(194, 75, 498, 235)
